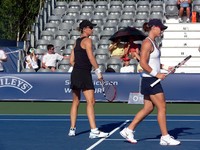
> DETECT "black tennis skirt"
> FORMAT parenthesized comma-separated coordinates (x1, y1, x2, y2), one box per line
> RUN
(70, 68, 94, 90)
(141, 77, 163, 95)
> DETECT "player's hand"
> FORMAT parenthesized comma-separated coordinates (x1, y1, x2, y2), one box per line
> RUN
(168, 66, 175, 73)
(156, 73, 166, 80)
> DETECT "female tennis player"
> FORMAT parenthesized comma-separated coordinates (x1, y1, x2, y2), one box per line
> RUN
(120, 19, 181, 145)
(68, 20, 109, 139)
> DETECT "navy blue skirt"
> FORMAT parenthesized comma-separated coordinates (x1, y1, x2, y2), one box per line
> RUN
(141, 77, 163, 95)
(70, 68, 94, 90)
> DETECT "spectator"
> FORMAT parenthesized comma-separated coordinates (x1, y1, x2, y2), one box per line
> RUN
(105, 67, 116, 72)
(25, 47, 39, 71)
(177, 0, 191, 23)
(0, 49, 7, 72)
(42, 44, 68, 72)
(124, 38, 140, 61)
(108, 38, 126, 58)
(120, 57, 135, 73)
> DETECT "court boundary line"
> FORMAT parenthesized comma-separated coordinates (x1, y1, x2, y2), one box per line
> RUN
(86, 120, 130, 150)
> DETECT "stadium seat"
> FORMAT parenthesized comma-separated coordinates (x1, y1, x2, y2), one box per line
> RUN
(95, 49, 110, 60)
(133, 21, 145, 31)
(150, 7, 164, 17)
(76, 15, 90, 24)
(149, 13, 164, 22)
(106, 58, 123, 73)
(109, 1, 123, 9)
(165, 0, 179, 19)
(62, 15, 76, 24)
(36, 39, 50, 51)
(54, 30, 69, 41)
(120, 14, 135, 25)
(118, 22, 130, 30)
(69, 30, 81, 40)
(91, 15, 104, 25)
(103, 22, 118, 32)
(106, 14, 120, 24)
(56, 1, 67, 10)
(108, 7, 121, 16)
(122, 7, 136, 17)
(50, 39, 66, 51)
(68, 1, 81, 10)
(137, 1, 150, 9)
(151, 0, 164, 9)
(96, 58, 107, 72)
(81, 1, 95, 9)
(52, 8, 66, 17)
(62, 48, 72, 57)
(40, 30, 54, 41)
(58, 22, 73, 32)
(57, 59, 71, 70)
(136, 7, 149, 16)
(66, 39, 75, 49)
(97, 39, 111, 50)
(66, 8, 80, 17)
(123, 1, 136, 9)
(193, 0, 200, 12)
(99, 30, 115, 40)
(48, 15, 61, 24)
(21, 68, 36, 72)
(93, 8, 107, 18)
(134, 14, 149, 23)
(37, 68, 52, 72)
(44, 22, 58, 33)
(80, 7, 94, 16)
(95, 1, 108, 10)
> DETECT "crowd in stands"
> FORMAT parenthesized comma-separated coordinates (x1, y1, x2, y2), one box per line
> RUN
(21, 0, 200, 73)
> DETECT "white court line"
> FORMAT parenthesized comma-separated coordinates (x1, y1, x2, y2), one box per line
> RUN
(86, 120, 130, 150)
(101, 139, 200, 142)
(0, 118, 200, 122)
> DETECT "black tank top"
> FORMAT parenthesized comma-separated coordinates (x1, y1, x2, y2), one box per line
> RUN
(74, 37, 92, 71)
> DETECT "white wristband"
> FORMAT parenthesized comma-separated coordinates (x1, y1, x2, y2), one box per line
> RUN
(95, 68, 102, 79)
(162, 64, 169, 70)
(150, 69, 157, 77)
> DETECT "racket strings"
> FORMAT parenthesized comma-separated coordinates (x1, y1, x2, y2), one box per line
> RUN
(103, 84, 116, 101)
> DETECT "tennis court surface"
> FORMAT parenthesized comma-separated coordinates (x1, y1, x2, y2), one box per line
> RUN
(0, 114, 199, 150)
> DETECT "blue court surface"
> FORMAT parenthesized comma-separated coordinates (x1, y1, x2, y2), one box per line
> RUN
(0, 115, 199, 150)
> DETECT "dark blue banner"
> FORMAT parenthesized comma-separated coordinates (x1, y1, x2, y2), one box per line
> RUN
(0, 73, 199, 102)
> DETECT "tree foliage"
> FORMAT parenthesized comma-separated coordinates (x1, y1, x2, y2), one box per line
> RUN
(0, 0, 44, 41)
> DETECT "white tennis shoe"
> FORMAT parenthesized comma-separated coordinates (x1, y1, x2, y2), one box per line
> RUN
(120, 128, 137, 144)
(160, 134, 181, 146)
(89, 130, 109, 139)
(68, 127, 76, 136)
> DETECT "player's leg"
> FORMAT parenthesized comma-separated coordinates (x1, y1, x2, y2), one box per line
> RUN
(83, 89, 109, 138)
(82, 89, 96, 129)
(68, 89, 81, 136)
(150, 93, 168, 135)
(150, 93, 180, 145)
(120, 96, 154, 143)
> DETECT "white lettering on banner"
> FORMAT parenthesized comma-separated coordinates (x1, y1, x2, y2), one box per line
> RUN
(0, 76, 33, 93)
(64, 88, 72, 93)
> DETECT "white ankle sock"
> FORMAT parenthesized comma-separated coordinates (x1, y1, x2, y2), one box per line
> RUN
(91, 128, 98, 133)
(126, 127, 133, 133)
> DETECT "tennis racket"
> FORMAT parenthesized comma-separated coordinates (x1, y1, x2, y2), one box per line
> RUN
(101, 80, 117, 102)
(150, 55, 192, 87)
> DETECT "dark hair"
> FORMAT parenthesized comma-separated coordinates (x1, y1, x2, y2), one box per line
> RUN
(47, 44, 54, 50)
(143, 22, 151, 32)
(105, 67, 115, 72)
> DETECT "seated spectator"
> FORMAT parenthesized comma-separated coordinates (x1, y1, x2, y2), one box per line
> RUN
(42, 44, 68, 72)
(177, 0, 191, 23)
(120, 57, 135, 73)
(108, 38, 126, 58)
(105, 67, 116, 73)
(123, 38, 140, 61)
(0, 49, 7, 72)
(25, 48, 39, 71)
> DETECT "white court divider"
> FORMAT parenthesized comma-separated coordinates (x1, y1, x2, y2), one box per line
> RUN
(165, 23, 200, 31)
(160, 47, 200, 57)
(163, 31, 200, 39)
(161, 39, 200, 47)
(161, 56, 200, 67)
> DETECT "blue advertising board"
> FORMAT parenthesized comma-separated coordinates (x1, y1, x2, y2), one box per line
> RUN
(0, 73, 199, 102)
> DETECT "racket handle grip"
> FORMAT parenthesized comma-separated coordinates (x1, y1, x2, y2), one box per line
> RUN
(150, 79, 161, 87)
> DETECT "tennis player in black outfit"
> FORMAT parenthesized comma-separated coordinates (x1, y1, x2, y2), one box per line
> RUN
(68, 20, 109, 139)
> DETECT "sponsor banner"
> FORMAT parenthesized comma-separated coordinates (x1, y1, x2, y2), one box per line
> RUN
(0, 73, 199, 102)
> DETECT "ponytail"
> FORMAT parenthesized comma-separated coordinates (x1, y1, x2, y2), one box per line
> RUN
(143, 22, 151, 32)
